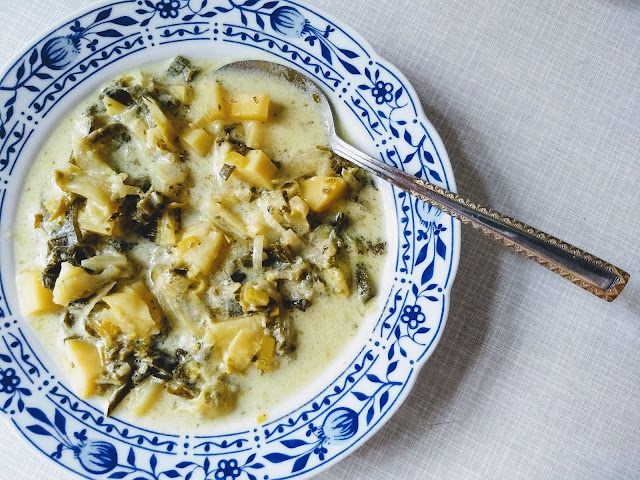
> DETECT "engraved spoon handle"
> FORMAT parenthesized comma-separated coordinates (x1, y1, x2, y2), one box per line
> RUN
(331, 136, 629, 301)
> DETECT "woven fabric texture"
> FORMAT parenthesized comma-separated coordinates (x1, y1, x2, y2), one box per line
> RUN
(0, 0, 638, 479)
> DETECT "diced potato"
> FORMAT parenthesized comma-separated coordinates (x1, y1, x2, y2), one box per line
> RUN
(289, 196, 309, 217)
(224, 151, 249, 168)
(181, 127, 213, 157)
(53, 263, 107, 306)
(173, 226, 228, 278)
(300, 176, 349, 213)
(226, 149, 279, 190)
(132, 378, 165, 416)
(229, 93, 270, 122)
(242, 285, 271, 307)
(17, 271, 57, 315)
(151, 161, 187, 200)
(204, 315, 264, 351)
(244, 121, 267, 150)
(256, 335, 276, 372)
(225, 328, 263, 374)
(103, 96, 127, 116)
(190, 81, 227, 129)
(78, 199, 115, 236)
(65, 339, 103, 398)
(98, 283, 160, 339)
(169, 85, 193, 103)
(282, 228, 304, 250)
(324, 266, 350, 294)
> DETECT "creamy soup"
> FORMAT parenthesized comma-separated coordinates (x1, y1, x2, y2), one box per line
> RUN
(14, 58, 385, 431)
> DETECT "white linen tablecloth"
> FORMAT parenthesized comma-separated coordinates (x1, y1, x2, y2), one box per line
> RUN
(0, 0, 638, 478)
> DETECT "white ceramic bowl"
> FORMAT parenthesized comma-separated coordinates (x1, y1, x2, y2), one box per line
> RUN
(0, 1, 460, 478)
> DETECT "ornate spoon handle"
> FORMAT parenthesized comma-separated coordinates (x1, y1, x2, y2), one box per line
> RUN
(331, 137, 629, 301)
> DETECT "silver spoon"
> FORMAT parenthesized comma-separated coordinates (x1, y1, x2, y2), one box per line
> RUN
(220, 60, 629, 301)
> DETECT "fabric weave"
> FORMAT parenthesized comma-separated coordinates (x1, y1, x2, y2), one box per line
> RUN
(0, 0, 638, 478)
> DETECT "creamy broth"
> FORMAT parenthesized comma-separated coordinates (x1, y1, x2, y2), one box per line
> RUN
(14, 58, 385, 432)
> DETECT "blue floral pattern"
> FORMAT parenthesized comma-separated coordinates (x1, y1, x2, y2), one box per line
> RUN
(0, 367, 19, 393)
(0, 0, 458, 478)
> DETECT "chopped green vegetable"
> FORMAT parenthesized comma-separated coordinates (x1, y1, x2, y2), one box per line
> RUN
(167, 56, 199, 81)
(103, 87, 135, 107)
(282, 298, 311, 311)
(355, 263, 375, 303)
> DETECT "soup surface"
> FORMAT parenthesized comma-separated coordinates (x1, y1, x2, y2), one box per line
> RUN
(14, 58, 386, 431)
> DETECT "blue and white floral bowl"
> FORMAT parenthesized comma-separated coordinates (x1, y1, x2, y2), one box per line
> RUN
(0, 1, 460, 478)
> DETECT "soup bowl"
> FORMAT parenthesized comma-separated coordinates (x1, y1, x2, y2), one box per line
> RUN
(0, 1, 460, 478)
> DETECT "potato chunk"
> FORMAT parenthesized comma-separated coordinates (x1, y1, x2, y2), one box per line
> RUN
(151, 160, 187, 200)
(65, 339, 103, 398)
(173, 226, 228, 278)
(324, 266, 350, 294)
(226, 149, 279, 190)
(242, 285, 271, 307)
(181, 127, 213, 157)
(98, 283, 161, 339)
(204, 315, 264, 350)
(300, 176, 349, 213)
(190, 81, 227, 129)
(53, 263, 106, 306)
(229, 93, 270, 122)
(53, 259, 133, 306)
(244, 121, 267, 150)
(17, 271, 57, 315)
(103, 96, 127, 116)
(131, 378, 165, 416)
(78, 199, 115, 236)
(256, 336, 276, 372)
(225, 329, 263, 374)
(204, 315, 265, 373)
